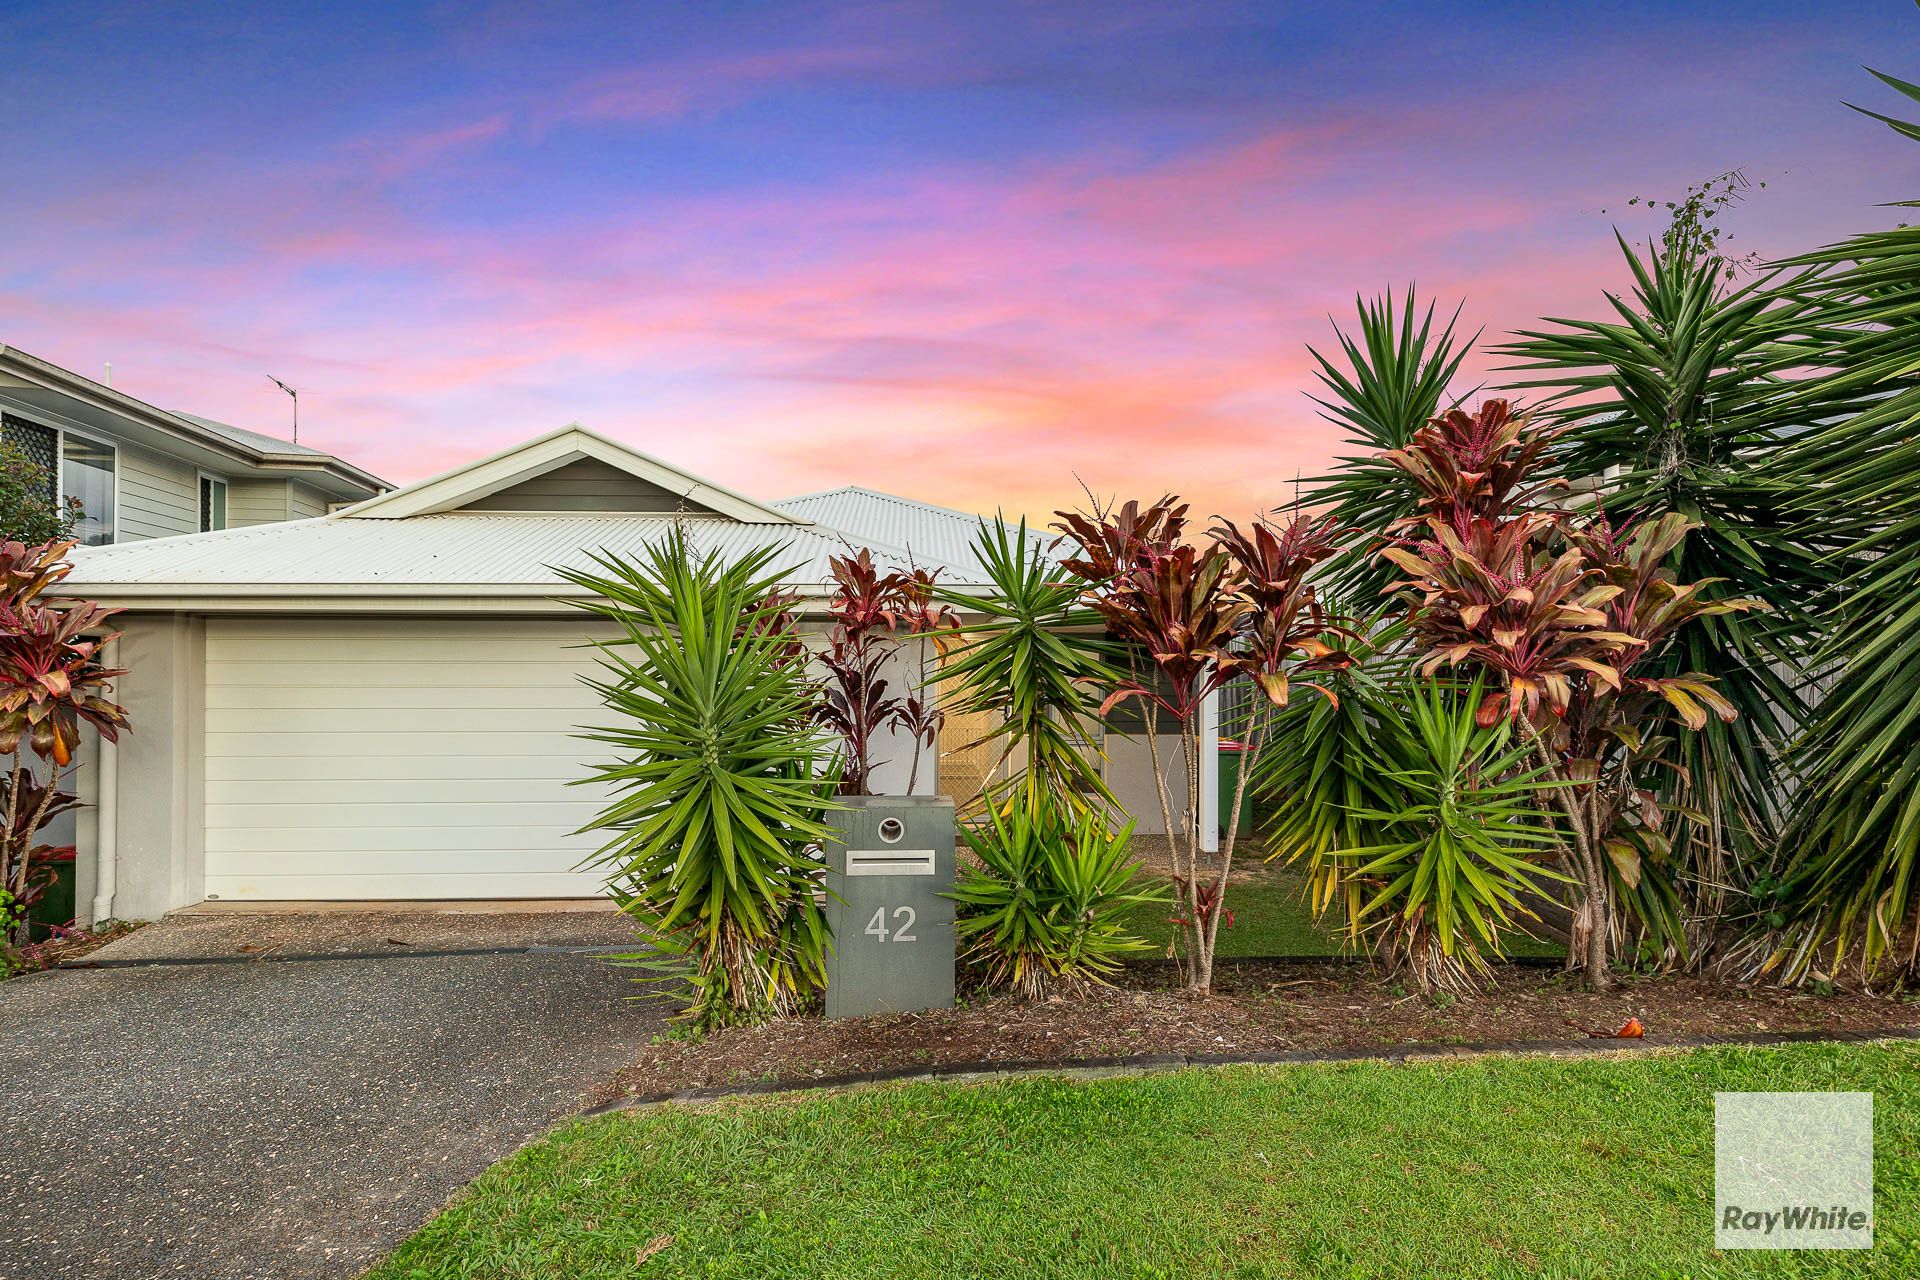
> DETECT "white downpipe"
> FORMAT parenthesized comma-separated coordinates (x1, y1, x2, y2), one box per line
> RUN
(1199, 684, 1220, 854)
(90, 637, 120, 925)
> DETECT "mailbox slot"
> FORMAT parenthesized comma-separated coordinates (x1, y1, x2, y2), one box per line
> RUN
(846, 848, 936, 877)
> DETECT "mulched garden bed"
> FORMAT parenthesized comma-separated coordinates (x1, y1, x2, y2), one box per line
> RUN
(4, 919, 144, 977)
(593, 960, 1920, 1103)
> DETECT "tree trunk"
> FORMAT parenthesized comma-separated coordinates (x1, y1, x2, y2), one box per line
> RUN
(1522, 721, 1613, 990)
(2, 758, 22, 950)
(1200, 704, 1267, 996)
(1180, 726, 1207, 992)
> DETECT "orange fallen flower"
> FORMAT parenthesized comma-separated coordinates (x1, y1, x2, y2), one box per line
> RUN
(1564, 1016, 1646, 1039)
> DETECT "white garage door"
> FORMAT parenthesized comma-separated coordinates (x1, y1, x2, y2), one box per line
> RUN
(205, 617, 622, 900)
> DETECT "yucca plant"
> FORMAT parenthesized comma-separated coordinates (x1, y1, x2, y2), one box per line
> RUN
(1258, 613, 1406, 935)
(563, 530, 839, 1029)
(1333, 678, 1570, 993)
(1303, 288, 1478, 598)
(951, 804, 1165, 998)
(1499, 215, 1835, 939)
(936, 517, 1117, 819)
(1764, 48, 1920, 980)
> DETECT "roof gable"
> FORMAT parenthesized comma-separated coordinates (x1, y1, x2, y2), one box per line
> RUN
(343, 424, 801, 523)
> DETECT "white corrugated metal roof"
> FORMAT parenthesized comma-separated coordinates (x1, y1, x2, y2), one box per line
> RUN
(61, 511, 990, 599)
(776, 486, 1053, 573)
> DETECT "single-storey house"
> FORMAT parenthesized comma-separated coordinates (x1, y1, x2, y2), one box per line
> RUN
(58, 425, 1220, 923)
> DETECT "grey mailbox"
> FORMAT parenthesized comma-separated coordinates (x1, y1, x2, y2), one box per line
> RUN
(823, 796, 956, 1019)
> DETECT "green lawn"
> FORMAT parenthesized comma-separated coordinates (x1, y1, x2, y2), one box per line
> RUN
(369, 1041, 1918, 1279)
(1128, 865, 1564, 961)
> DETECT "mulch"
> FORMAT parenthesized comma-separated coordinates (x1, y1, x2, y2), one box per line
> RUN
(4, 919, 143, 976)
(593, 959, 1919, 1104)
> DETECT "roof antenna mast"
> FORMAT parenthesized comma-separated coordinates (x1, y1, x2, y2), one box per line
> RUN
(267, 375, 299, 444)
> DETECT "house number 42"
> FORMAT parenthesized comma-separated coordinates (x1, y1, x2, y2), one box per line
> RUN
(864, 906, 918, 943)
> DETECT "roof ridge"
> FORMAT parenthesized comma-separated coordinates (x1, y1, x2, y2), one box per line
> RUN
(778, 484, 989, 524)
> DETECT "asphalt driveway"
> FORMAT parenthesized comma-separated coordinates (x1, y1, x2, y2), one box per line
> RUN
(0, 911, 666, 1280)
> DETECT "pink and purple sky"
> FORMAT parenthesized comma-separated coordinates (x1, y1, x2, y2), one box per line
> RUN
(5, 1, 1918, 521)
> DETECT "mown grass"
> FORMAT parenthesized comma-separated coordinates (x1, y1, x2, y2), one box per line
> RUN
(1127, 865, 1564, 961)
(368, 1041, 1919, 1279)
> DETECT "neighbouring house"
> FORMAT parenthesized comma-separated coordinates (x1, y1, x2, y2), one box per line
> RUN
(0, 345, 390, 543)
(56, 426, 1220, 921)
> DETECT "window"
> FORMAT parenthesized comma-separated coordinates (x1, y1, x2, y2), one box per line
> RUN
(200, 475, 228, 532)
(61, 435, 116, 546)
(1, 415, 59, 504)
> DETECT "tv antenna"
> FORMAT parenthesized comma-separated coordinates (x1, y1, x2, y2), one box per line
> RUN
(267, 375, 299, 443)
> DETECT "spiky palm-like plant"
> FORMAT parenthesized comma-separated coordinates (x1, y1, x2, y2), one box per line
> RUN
(1304, 288, 1477, 598)
(1765, 57, 1920, 980)
(563, 530, 839, 1029)
(1498, 225, 1839, 955)
(935, 517, 1116, 820)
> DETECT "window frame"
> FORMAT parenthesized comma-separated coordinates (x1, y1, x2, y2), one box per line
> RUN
(56, 427, 120, 547)
(197, 471, 230, 533)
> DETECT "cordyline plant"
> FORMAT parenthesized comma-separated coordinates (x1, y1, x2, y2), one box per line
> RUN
(815, 550, 959, 796)
(1500, 206, 1835, 954)
(889, 566, 961, 793)
(0, 540, 129, 952)
(1380, 401, 1754, 986)
(1054, 498, 1350, 993)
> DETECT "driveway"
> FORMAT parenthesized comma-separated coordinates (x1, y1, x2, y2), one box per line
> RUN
(0, 910, 666, 1280)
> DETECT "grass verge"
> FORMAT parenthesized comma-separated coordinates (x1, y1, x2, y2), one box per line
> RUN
(368, 1041, 1918, 1279)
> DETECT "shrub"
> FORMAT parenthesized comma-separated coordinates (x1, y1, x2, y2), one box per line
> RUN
(0, 442, 79, 547)
(1330, 677, 1571, 992)
(0, 540, 129, 951)
(951, 805, 1165, 999)
(563, 530, 839, 1030)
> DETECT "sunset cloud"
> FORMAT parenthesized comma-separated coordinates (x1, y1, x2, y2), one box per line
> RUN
(3, 0, 1915, 522)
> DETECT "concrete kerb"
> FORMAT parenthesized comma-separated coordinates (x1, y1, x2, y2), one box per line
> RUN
(580, 1026, 1920, 1117)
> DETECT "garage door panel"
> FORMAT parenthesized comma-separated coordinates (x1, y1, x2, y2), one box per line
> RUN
(206, 730, 616, 760)
(209, 617, 599, 645)
(207, 660, 602, 690)
(207, 684, 608, 712)
(205, 872, 603, 902)
(207, 752, 596, 784)
(207, 706, 599, 735)
(207, 777, 603, 806)
(207, 846, 614, 879)
(206, 822, 603, 855)
(205, 799, 597, 830)
(204, 618, 621, 899)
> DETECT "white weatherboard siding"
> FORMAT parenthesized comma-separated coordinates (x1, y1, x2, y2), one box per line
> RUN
(118, 443, 199, 540)
(203, 617, 619, 900)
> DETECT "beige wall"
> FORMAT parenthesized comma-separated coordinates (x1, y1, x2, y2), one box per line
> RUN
(97, 613, 206, 922)
(117, 443, 198, 541)
(227, 478, 332, 527)
(1102, 731, 1194, 837)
